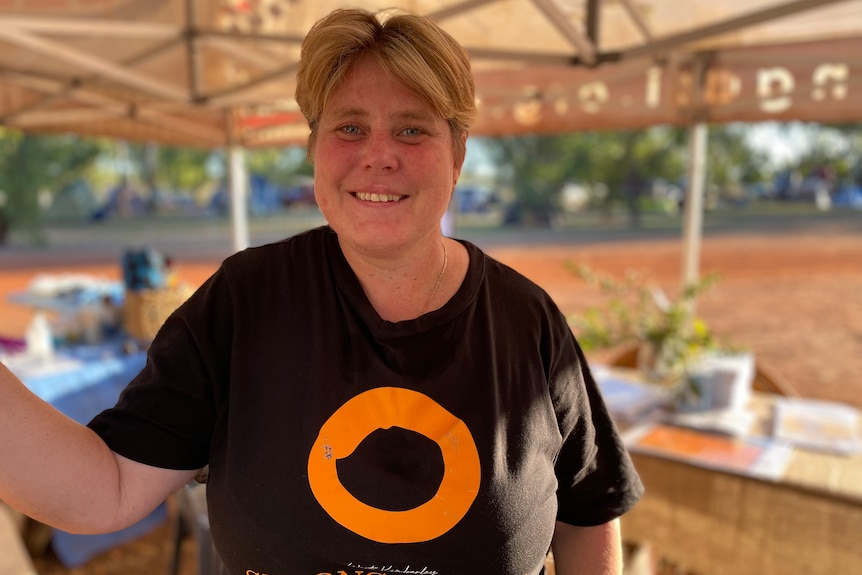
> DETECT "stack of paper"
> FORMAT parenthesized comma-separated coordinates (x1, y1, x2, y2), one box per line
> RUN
(593, 366, 669, 424)
(772, 397, 862, 456)
(666, 408, 756, 438)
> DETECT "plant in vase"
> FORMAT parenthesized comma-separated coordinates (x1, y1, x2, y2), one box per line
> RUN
(567, 263, 738, 410)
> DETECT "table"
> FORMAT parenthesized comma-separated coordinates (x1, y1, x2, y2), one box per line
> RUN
(596, 368, 862, 575)
(4, 340, 169, 568)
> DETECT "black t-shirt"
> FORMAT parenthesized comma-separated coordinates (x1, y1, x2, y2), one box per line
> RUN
(89, 226, 642, 575)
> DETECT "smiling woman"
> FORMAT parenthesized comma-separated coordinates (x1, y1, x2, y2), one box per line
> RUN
(296, 9, 475, 312)
(309, 53, 463, 315)
(0, 8, 642, 575)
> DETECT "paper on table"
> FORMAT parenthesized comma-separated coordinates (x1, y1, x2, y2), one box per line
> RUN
(665, 408, 757, 438)
(624, 422, 793, 481)
(593, 365, 669, 424)
(772, 397, 862, 456)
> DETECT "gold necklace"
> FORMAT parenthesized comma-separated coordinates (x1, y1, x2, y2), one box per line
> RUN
(422, 240, 448, 314)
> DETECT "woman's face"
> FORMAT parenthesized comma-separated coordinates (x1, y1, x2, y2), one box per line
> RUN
(312, 55, 463, 257)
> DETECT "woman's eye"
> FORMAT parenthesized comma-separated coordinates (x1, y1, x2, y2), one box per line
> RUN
(339, 124, 362, 136)
(401, 127, 424, 137)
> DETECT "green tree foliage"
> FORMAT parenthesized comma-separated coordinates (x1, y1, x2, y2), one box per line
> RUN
(792, 122, 861, 181)
(121, 144, 314, 208)
(126, 142, 214, 202)
(245, 146, 313, 186)
(478, 134, 578, 223)
(479, 127, 687, 225)
(842, 123, 862, 183)
(477, 124, 779, 225)
(704, 124, 771, 202)
(0, 130, 103, 244)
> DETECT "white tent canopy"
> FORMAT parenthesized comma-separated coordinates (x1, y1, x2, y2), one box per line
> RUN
(1, 0, 860, 272)
(1, 0, 860, 147)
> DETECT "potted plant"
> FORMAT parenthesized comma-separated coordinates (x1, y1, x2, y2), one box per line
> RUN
(567, 263, 751, 411)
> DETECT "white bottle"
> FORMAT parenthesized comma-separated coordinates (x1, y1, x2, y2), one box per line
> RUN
(26, 310, 55, 360)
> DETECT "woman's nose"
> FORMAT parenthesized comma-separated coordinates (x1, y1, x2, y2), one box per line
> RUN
(363, 132, 399, 171)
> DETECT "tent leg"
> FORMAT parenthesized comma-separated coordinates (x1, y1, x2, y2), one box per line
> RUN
(227, 145, 249, 252)
(681, 122, 707, 289)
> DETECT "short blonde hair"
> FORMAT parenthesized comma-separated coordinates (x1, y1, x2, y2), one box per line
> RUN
(295, 8, 475, 164)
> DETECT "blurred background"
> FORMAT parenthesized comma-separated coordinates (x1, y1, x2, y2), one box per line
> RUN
(2, 0, 862, 573)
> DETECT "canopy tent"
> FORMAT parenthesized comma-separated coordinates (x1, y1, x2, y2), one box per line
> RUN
(1, 0, 860, 146)
(1, 0, 860, 276)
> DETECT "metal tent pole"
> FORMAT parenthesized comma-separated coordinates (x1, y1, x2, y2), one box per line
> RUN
(224, 108, 250, 253)
(227, 145, 250, 253)
(681, 52, 710, 293)
(681, 122, 707, 289)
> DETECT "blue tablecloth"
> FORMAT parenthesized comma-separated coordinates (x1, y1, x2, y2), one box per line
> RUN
(7, 340, 169, 568)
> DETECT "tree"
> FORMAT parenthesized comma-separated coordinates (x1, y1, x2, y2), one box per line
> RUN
(0, 130, 103, 244)
(120, 144, 314, 216)
(704, 124, 771, 203)
(479, 134, 572, 225)
(245, 146, 313, 185)
(839, 124, 862, 184)
(615, 127, 687, 225)
(793, 123, 860, 182)
(479, 127, 687, 226)
(477, 123, 790, 226)
(125, 142, 215, 208)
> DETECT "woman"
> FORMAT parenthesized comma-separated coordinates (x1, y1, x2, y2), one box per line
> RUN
(0, 8, 642, 575)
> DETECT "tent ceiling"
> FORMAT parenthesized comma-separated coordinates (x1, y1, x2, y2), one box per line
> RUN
(0, 0, 860, 148)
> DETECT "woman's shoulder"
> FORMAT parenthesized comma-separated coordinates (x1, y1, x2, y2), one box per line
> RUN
(458, 239, 567, 328)
(462, 240, 550, 298)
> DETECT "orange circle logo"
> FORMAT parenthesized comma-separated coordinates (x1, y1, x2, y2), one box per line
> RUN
(307, 387, 481, 543)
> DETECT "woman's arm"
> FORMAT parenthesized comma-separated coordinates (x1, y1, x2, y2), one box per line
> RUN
(0, 361, 197, 534)
(551, 519, 623, 575)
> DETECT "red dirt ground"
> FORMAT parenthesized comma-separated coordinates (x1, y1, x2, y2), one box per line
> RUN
(5, 225, 858, 407)
(2, 218, 861, 574)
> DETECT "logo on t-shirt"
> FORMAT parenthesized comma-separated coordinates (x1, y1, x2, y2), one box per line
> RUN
(307, 387, 480, 543)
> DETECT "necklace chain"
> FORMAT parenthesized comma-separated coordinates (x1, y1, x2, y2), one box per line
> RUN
(423, 240, 448, 314)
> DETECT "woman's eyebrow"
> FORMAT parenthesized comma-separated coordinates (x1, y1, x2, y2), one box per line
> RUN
(324, 107, 439, 130)
(328, 107, 367, 121)
(394, 109, 434, 120)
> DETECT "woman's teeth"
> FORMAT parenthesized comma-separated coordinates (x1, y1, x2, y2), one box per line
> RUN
(355, 192, 404, 203)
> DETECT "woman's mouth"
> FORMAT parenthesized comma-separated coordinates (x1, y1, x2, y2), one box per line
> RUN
(354, 192, 405, 203)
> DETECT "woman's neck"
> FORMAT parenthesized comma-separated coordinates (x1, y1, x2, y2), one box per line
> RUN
(342, 237, 465, 322)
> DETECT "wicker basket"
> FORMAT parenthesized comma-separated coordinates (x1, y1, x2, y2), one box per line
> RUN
(122, 286, 192, 342)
